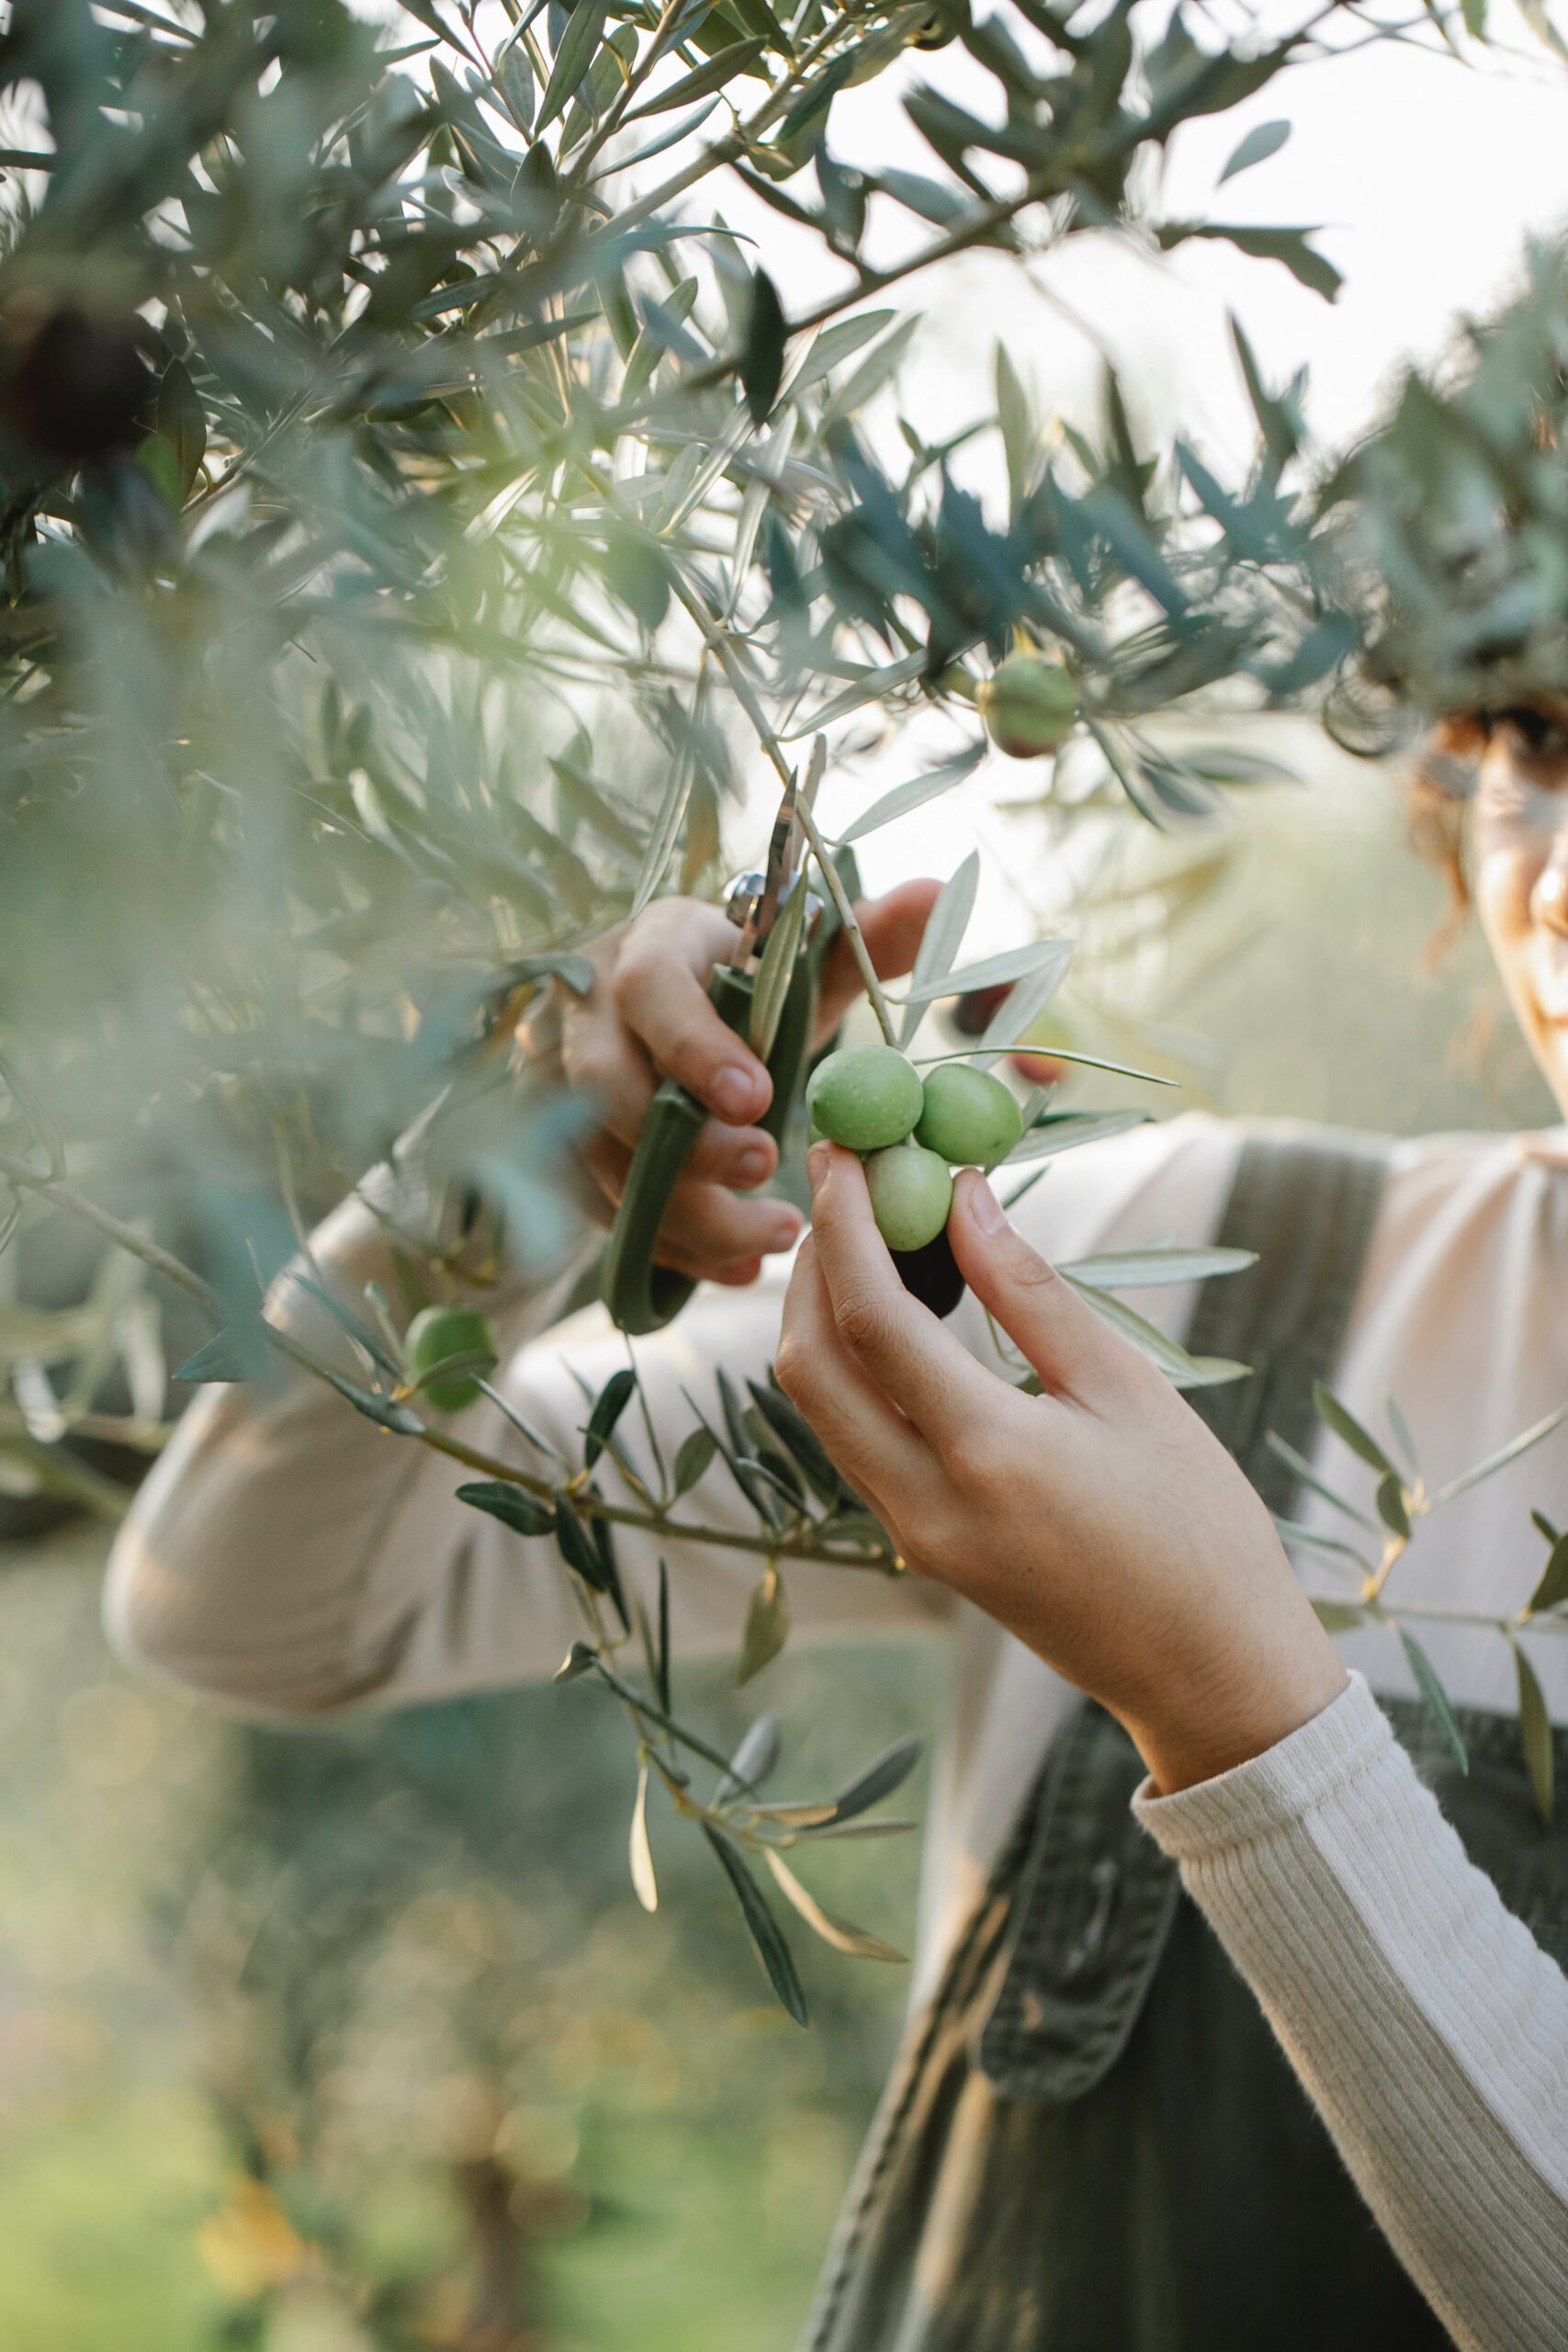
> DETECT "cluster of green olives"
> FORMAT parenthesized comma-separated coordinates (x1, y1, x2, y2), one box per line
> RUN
(805, 1044, 1023, 1251)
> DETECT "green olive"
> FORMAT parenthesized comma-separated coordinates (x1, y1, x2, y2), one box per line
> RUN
(865, 1143, 953, 1252)
(977, 652, 1078, 760)
(407, 1305, 497, 1414)
(805, 1044, 924, 1152)
(916, 1062, 1023, 1167)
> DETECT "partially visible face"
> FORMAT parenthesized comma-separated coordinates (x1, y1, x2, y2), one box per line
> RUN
(1472, 713, 1568, 1120)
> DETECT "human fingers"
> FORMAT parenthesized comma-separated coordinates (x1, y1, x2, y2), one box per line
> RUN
(776, 1238, 933, 1506)
(578, 1129, 801, 1267)
(815, 879, 943, 1040)
(564, 1007, 779, 1185)
(805, 1144, 989, 1437)
(946, 1170, 1139, 1407)
(610, 898, 772, 1125)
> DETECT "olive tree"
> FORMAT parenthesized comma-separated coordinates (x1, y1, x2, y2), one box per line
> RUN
(0, 0, 1562, 2019)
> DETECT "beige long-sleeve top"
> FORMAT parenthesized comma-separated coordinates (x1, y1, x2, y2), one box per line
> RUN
(105, 1113, 1568, 2348)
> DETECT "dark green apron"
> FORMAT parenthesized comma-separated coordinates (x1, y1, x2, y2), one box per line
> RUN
(802, 1135, 1568, 2352)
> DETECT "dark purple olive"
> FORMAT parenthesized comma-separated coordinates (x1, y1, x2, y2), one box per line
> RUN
(889, 1227, 965, 1318)
(0, 300, 152, 463)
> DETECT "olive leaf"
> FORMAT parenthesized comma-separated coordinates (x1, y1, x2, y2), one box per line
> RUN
(748, 859, 809, 1061)
(671, 1423, 717, 1497)
(583, 1367, 637, 1469)
(1218, 118, 1291, 186)
(763, 1850, 906, 1962)
(1515, 1644, 1555, 1825)
(837, 741, 985, 846)
(456, 1479, 558, 1538)
(900, 852, 978, 1046)
(701, 1825, 808, 2025)
(737, 1562, 789, 1684)
(1399, 1630, 1468, 1775)
(1528, 1532, 1568, 1617)
(1312, 1382, 1399, 1481)
(629, 1764, 659, 1913)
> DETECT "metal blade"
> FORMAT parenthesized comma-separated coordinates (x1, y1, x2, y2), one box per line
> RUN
(737, 771, 798, 963)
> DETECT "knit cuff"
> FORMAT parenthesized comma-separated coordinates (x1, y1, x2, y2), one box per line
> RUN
(1131, 1670, 1391, 1859)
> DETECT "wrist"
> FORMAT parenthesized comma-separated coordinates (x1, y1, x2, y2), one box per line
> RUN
(1122, 1622, 1349, 1797)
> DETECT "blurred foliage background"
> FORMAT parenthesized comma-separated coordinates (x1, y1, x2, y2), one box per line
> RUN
(0, 753, 1552, 2352)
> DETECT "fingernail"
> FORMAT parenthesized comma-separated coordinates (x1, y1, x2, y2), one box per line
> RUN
(969, 1177, 1006, 1234)
(713, 1066, 760, 1121)
(807, 1141, 829, 1191)
(769, 1210, 804, 1250)
(735, 1144, 772, 1187)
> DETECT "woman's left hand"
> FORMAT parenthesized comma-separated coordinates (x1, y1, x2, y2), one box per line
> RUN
(777, 1145, 1348, 1794)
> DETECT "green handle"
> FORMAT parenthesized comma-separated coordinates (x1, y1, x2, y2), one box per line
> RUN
(600, 961, 805, 1335)
(600, 852, 859, 1338)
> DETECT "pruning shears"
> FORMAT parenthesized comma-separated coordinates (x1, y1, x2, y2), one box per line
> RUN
(602, 751, 851, 1337)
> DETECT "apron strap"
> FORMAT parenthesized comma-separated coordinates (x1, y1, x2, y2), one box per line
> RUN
(977, 1129, 1388, 2102)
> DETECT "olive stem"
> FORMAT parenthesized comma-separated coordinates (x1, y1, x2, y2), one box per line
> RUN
(792, 744, 900, 1048)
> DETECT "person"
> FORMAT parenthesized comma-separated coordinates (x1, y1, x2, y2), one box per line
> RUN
(104, 715, 1568, 2352)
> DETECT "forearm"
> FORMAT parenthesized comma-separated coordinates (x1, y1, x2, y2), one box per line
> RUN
(104, 1163, 593, 1714)
(1135, 1675, 1568, 2352)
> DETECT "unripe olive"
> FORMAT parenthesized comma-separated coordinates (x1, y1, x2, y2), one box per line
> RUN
(916, 1062, 1023, 1167)
(407, 1305, 496, 1414)
(977, 652, 1078, 760)
(805, 1044, 923, 1152)
(865, 1143, 953, 1253)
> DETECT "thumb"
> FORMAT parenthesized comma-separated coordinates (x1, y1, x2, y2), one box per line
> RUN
(947, 1168, 1129, 1402)
(817, 878, 942, 1035)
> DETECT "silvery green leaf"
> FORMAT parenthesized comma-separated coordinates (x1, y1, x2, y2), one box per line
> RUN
(1399, 1631, 1468, 1774)
(1218, 118, 1291, 186)
(999, 1110, 1146, 1167)
(971, 949, 1077, 1066)
(900, 936, 1072, 1009)
(795, 1815, 917, 1841)
(995, 341, 1033, 506)
(736, 1563, 790, 1685)
(829, 1735, 922, 1823)
(900, 852, 977, 1046)
(321, 1370, 424, 1434)
(749, 862, 809, 1061)
(626, 36, 767, 119)
(1529, 1532, 1568, 1616)
(629, 1764, 659, 1912)
(1516, 1644, 1556, 1824)
(837, 741, 984, 845)
(584, 1366, 636, 1468)
(783, 651, 929, 737)
(702, 1825, 808, 2025)
(1065, 1279, 1248, 1390)
(660, 400, 755, 534)
(456, 1480, 557, 1537)
(536, 0, 607, 127)
(1312, 1381, 1398, 1480)
(1376, 1471, 1411, 1541)
(1264, 1433, 1380, 1532)
(1385, 1396, 1421, 1477)
(726, 409, 795, 618)
(1063, 1245, 1257, 1290)
(763, 1850, 906, 1962)
(721, 1711, 782, 1801)
(671, 1422, 717, 1496)
(175, 1325, 268, 1382)
(785, 310, 897, 397)
(1273, 1516, 1376, 1574)
(819, 315, 920, 429)
(1434, 1399, 1568, 1503)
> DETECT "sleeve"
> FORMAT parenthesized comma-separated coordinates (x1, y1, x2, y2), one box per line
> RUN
(1134, 1672, 1568, 2352)
(104, 1179, 947, 1722)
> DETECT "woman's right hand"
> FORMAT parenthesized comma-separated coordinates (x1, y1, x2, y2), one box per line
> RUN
(533, 881, 938, 1289)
